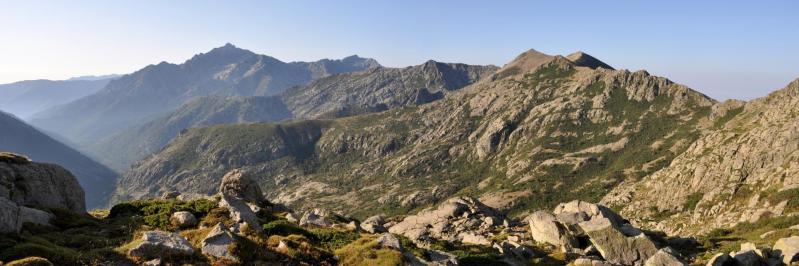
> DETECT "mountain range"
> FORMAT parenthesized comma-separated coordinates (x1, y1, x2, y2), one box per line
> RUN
(0, 77, 115, 118)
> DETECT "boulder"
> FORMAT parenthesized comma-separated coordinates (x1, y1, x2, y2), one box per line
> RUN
(218, 169, 267, 205)
(554, 200, 625, 228)
(460, 232, 490, 245)
(361, 215, 387, 233)
(0, 161, 85, 213)
(773, 236, 799, 265)
(219, 194, 262, 234)
(201, 223, 238, 262)
(579, 217, 658, 265)
(732, 250, 763, 266)
(285, 212, 299, 223)
(527, 210, 578, 248)
(376, 233, 403, 250)
(705, 253, 733, 266)
(645, 248, 687, 266)
(128, 231, 195, 260)
(170, 211, 197, 228)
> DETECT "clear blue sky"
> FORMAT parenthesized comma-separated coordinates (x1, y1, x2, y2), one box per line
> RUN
(1, 1, 797, 100)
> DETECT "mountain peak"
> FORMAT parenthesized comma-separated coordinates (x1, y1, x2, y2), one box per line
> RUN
(566, 51, 614, 70)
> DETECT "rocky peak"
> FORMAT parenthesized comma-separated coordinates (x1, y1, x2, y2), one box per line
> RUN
(566, 51, 614, 70)
(495, 49, 556, 78)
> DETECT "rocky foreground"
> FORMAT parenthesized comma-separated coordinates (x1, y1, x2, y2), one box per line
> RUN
(3, 160, 799, 265)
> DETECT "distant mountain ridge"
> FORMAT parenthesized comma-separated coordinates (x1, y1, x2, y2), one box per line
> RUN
(88, 59, 497, 171)
(29, 43, 381, 145)
(0, 77, 115, 118)
(0, 111, 117, 209)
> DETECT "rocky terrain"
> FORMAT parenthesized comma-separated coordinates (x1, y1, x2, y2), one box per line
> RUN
(0, 111, 117, 209)
(29, 44, 380, 146)
(116, 49, 715, 222)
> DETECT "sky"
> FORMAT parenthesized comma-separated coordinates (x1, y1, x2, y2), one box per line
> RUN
(1, 1, 797, 100)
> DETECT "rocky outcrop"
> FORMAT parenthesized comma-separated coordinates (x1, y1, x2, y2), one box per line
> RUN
(128, 231, 195, 260)
(361, 215, 387, 233)
(0, 157, 86, 233)
(526, 210, 578, 248)
(773, 236, 799, 265)
(388, 197, 503, 245)
(219, 194, 262, 234)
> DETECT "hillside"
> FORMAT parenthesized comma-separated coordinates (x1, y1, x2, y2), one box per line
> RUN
(115, 49, 715, 220)
(90, 60, 496, 172)
(604, 78, 799, 237)
(0, 77, 113, 118)
(28, 44, 380, 145)
(0, 111, 117, 209)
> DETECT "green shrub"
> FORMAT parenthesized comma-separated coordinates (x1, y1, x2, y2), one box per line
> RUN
(108, 199, 217, 229)
(683, 192, 704, 211)
(262, 220, 311, 237)
(308, 228, 360, 250)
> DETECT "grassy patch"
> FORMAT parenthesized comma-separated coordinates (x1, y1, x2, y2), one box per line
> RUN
(334, 235, 404, 266)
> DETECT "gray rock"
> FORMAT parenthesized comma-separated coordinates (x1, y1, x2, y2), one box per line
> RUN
(579, 217, 658, 265)
(0, 197, 54, 233)
(572, 257, 614, 266)
(0, 161, 85, 213)
(285, 212, 300, 223)
(299, 208, 331, 227)
(219, 169, 267, 205)
(170, 211, 197, 228)
(554, 200, 624, 227)
(376, 233, 403, 250)
(773, 236, 799, 265)
(218, 195, 263, 234)
(388, 197, 502, 244)
(705, 253, 733, 266)
(527, 210, 578, 248)
(128, 231, 195, 260)
(201, 223, 238, 262)
(645, 248, 686, 266)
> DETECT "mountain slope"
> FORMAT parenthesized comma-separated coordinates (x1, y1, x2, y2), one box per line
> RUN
(90, 60, 496, 171)
(603, 78, 799, 235)
(0, 111, 117, 209)
(89, 96, 292, 171)
(115, 50, 715, 219)
(0, 78, 114, 118)
(29, 44, 379, 145)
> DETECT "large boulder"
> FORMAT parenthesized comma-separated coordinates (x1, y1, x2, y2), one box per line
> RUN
(128, 231, 195, 260)
(579, 217, 658, 265)
(731, 250, 763, 266)
(0, 198, 53, 233)
(202, 223, 238, 262)
(774, 236, 799, 265)
(299, 208, 332, 227)
(0, 161, 85, 213)
(705, 253, 733, 266)
(376, 233, 403, 250)
(218, 169, 267, 205)
(526, 210, 578, 248)
(554, 200, 625, 229)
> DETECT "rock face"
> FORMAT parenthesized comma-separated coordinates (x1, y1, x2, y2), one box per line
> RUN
(773, 236, 799, 265)
(201, 223, 238, 262)
(388, 197, 503, 245)
(580, 216, 658, 265)
(128, 231, 195, 260)
(219, 169, 267, 205)
(0, 157, 86, 233)
(605, 79, 799, 235)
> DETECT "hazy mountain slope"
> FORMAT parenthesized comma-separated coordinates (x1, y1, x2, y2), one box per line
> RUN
(90, 60, 495, 172)
(115, 50, 715, 219)
(603, 78, 799, 235)
(28, 44, 379, 145)
(0, 111, 117, 209)
(0, 78, 113, 118)
(282, 60, 498, 118)
(89, 96, 292, 171)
